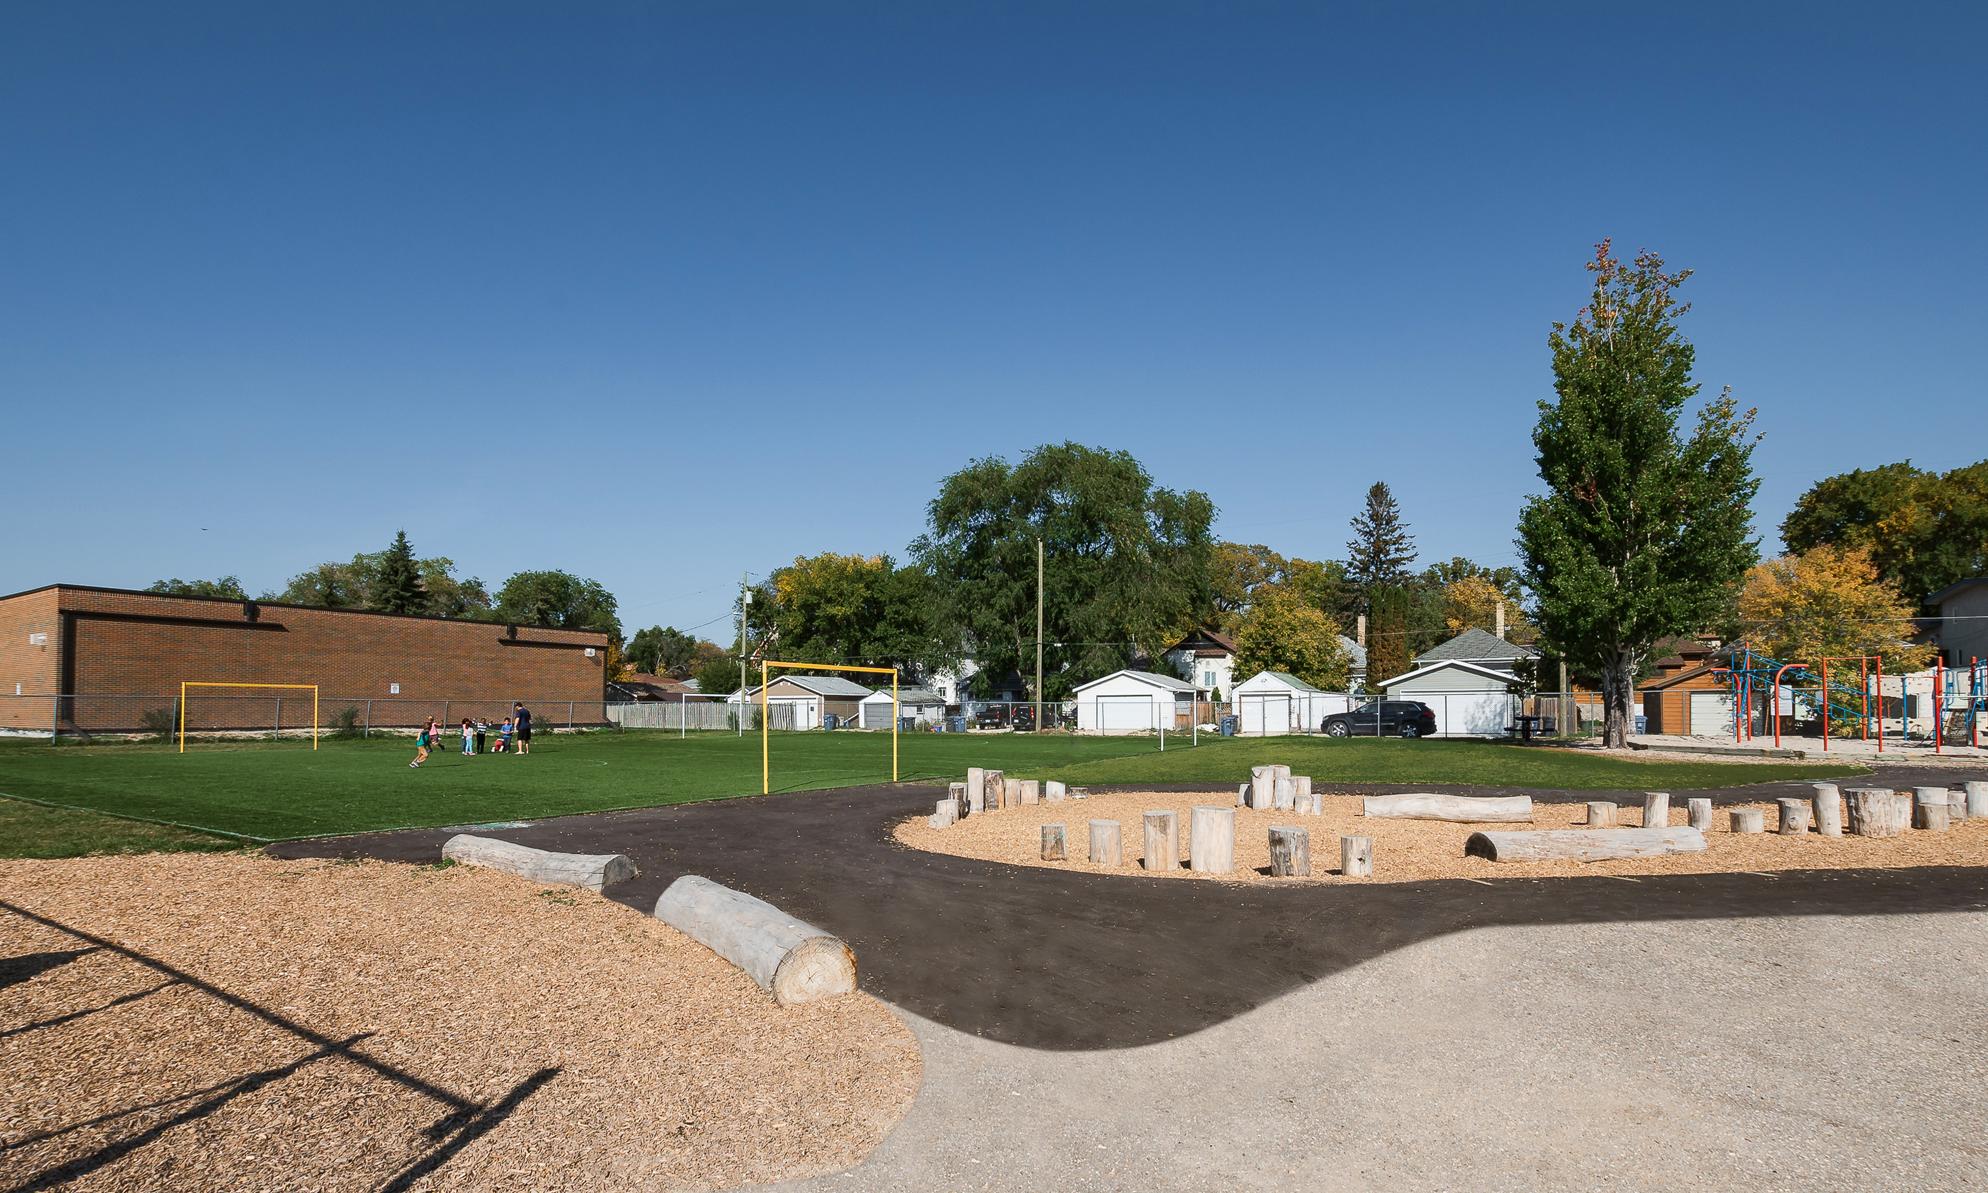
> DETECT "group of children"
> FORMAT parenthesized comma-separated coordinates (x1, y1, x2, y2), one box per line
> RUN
(409, 703, 534, 767)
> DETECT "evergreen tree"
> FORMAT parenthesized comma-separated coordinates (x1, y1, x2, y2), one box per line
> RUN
(1518, 242, 1759, 747)
(372, 530, 428, 616)
(1345, 482, 1416, 604)
(1362, 584, 1414, 690)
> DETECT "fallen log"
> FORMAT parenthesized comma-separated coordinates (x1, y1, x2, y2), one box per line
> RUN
(441, 834, 636, 893)
(1143, 810, 1179, 871)
(1268, 826, 1311, 877)
(1189, 806, 1236, 874)
(1363, 793, 1533, 823)
(653, 875, 856, 1006)
(1464, 826, 1706, 863)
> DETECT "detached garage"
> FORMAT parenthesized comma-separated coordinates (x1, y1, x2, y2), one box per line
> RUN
(858, 686, 945, 729)
(1232, 670, 1355, 736)
(1380, 660, 1519, 738)
(1073, 669, 1194, 735)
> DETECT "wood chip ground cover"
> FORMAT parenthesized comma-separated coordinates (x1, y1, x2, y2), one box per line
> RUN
(0, 854, 919, 1191)
(896, 790, 1988, 882)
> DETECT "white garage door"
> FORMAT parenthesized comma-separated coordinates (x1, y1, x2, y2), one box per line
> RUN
(1689, 691, 1734, 737)
(1097, 696, 1153, 733)
(1243, 693, 1291, 735)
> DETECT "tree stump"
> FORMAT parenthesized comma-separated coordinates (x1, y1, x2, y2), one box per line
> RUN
(441, 834, 637, 892)
(1294, 776, 1313, 813)
(1363, 794, 1533, 822)
(1586, 801, 1616, 827)
(653, 876, 856, 1005)
(1041, 823, 1067, 861)
(1044, 780, 1067, 802)
(1089, 819, 1123, 866)
(1018, 779, 1040, 806)
(1268, 826, 1311, 877)
(1340, 834, 1373, 877)
(1777, 798, 1810, 835)
(1847, 788, 1907, 838)
(1730, 808, 1765, 833)
(1236, 782, 1250, 807)
(1687, 798, 1713, 832)
(1812, 784, 1843, 837)
(966, 768, 986, 813)
(1250, 766, 1276, 811)
(948, 781, 968, 815)
(1189, 806, 1236, 874)
(1272, 763, 1292, 785)
(1948, 789, 1967, 824)
(1967, 782, 1988, 820)
(1274, 777, 1296, 811)
(1465, 827, 1707, 862)
(929, 798, 960, 829)
(1643, 791, 1671, 828)
(1143, 810, 1179, 871)
(985, 770, 1007, 810)
(1914, 788, 1951, 832)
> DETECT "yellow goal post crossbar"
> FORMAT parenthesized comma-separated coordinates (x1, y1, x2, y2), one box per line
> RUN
(178, 682, 320, 753)
(759, 660, 898, 794)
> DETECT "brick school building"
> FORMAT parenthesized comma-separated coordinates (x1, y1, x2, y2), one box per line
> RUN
(0, 584, 611, 736)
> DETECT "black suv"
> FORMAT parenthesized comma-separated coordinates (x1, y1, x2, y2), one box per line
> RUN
(1321, 700, 1438, 738)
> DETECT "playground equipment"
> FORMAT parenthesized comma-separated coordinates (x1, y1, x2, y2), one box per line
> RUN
(1714, 645, 1891, 752)
(1934, 657, 1985, 753)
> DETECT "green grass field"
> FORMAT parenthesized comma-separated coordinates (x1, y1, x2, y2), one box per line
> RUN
(0, 730, 1864, 854)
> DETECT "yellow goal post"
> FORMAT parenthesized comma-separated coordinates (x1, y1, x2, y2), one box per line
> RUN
(759, 660, 898, 794)
(178, 682, 320, 753)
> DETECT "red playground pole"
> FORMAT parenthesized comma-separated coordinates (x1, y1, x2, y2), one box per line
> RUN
(1934, 659, 1943, 755)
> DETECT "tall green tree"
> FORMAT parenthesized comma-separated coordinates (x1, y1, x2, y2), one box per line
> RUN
(1345, 482, 1416, 603)
(146, 576, 248, 599)
(626, 625, 709, 677)
(372, 531, 427, 616)
(756, 553, 951, 676)
(1230, 589, 1351, 691)
(913, 443, 1215, 700)
(495, 570, 621, 638)
(1781, 459, 1988, 601)
(275, 548, 491, 617)
(1205, 543, 1349, 633)
(1518, 242, 1760, 747)
(1363, 584, 1414, 689)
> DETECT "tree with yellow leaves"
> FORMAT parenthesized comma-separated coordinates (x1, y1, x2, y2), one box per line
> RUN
(1442, 575, 1535, 642)
(1231, 589, 1351, 692)
(1737, 545, 1931, 671)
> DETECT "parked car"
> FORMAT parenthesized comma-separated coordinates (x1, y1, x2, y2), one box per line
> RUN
(974, 705, 1036, 731)
(1321, 700, 1438, 738)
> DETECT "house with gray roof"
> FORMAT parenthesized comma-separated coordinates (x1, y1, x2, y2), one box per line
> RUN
(1409, 627, 1539, 678)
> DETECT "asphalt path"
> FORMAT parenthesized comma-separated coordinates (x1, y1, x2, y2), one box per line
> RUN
(270, 770, 1988, 1051)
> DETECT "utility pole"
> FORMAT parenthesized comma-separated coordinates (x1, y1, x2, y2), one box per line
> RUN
(1035, 537, 1044, 732)
(1558, 657, 1570, 739)
(738, 571, 749, 738)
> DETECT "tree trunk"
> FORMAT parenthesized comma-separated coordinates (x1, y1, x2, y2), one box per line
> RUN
(1846, 788, 1907, 838)
(1268, 826, 1311, 877)
(1600, 650, 1638, 749)
(966, 767, 986, 814)
(1687, 797, 1713, 832)
(1363, 793, 1533, 822)
(1250, 766, 1276, 810)
(1018, 779, 1040, 806)
(1465, 826, 1705, 862)
(652, 875, 856, 1005)
(1143, 811, 1179, 871)
(1274, 777, 1296, 811)
(929, 798, 960, 829)
(1044, 780, 1066, 802)
(1967, 782, 1988, 820)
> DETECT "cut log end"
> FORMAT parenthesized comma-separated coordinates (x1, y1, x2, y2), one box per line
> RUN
(771, 936, 859, 1007)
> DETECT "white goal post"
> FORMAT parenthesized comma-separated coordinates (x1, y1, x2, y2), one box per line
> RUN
(178, 681, 320, 752)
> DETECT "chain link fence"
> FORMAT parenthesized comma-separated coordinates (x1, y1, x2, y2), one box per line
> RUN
(0, 693, 615, 740)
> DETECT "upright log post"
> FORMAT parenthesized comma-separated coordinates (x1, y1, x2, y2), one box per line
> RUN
(1967, 781, 1988, 820)
(985, 770, 1006, 811)
(1044, 780, 1067, 802)
(1914, 788, 1951, 832)
(1250, 766, 1276, 810)
(948, 781, 968, 816)
(1294, 776, 1313, 813)
(966, 767, 986, 814)
(1041, 824, 1067, 861)
(1643, 792, 1671, 828)
(1268, 826, 1312, 877)
(1730, 808, 1765, 833)
(1847, 788, 1907, 838)
(1340, 835, 1373, 878)
(1274, 777, 1296, 811)
(1235, 782, 1249, 808)
(1586, 801, 1617, 827)
(1776, 798, 1811, 835)
(1948, 789, 1967, 824)
(1687, 798, 1713, 832)
(1019, 779, 1040, 806)
(929, 798, 960, 829)
(1812, 784, 1843, 837)
(1143, 810, 1179, 871)
(1089, 819, 1123, 865)
(1189, 806, 1236, 874)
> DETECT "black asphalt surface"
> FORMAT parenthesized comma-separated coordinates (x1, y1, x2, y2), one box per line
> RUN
(269, 771, 1988, 1051)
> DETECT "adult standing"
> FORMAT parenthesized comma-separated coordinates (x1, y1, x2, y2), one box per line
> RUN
(513, 701, 532, 755)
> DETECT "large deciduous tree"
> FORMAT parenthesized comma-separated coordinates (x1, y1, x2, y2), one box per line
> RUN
(1737, 545, 1932, 672)
(1346, 481, 1416, 602)
(1519, 241, 1760, 747)
(495, 570, 621, 638)
(1781, 459, 1988, 602)
(913, 443, 1214, 700)
(1230, 590, 1351, 691)
(1206, 542, 1349, 633)
(275, 548, 491, 618)
(756, 553, 951, 676)
(626, 625, 712, 677)
(146, 576, 248, 599)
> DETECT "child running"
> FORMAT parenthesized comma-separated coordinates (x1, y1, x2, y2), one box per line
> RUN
(411, 718, 436, 768)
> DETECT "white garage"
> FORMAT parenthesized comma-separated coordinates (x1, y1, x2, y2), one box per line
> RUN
(858, 686, 946, 729)
(1381, 660, 1520, 739)
(1232, 670, 1356, 736)
(1073, 669, 1194, 735)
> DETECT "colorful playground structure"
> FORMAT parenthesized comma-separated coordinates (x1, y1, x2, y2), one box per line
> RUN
(1714, 645, 1985, 753)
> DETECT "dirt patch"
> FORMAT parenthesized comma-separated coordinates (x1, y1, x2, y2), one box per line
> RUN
(896, 790, 1988, 884)
(0, 853, 920, 1191)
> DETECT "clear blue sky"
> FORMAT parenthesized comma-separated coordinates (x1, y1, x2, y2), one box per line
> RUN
(5, 2, 1983, 636)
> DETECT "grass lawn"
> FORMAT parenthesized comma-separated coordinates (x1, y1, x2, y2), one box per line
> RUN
(0, 796, 241, 859)
(0, 730, 1864, 847)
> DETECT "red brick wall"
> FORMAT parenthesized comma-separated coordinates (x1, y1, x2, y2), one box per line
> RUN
(0, 589, 61, 730)
(0, 586, 610, 733)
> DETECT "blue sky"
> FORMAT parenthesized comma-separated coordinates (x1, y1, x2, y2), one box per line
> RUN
(4, 2, 1983, 635)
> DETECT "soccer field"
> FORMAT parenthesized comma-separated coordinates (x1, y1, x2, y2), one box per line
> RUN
(0, 730, 1861, 845)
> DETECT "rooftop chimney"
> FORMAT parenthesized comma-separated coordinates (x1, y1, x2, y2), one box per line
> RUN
(1495, 599, 1505, 640)
(1356, 613, 1367, 649)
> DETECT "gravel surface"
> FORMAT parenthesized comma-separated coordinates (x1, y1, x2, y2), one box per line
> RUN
(0, 854, 919, 1191)
(898, 789, 1988, 883)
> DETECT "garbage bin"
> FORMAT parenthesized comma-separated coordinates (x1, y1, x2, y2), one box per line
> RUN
(1220, 716, 1238, 737)
(823, 713, 839, 731)
(900, 716, 917, 732)
(947, 714, 967, 734)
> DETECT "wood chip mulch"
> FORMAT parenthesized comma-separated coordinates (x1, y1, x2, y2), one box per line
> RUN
(0, 854, 920, 1192)
(897, 790, 1988, 883)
